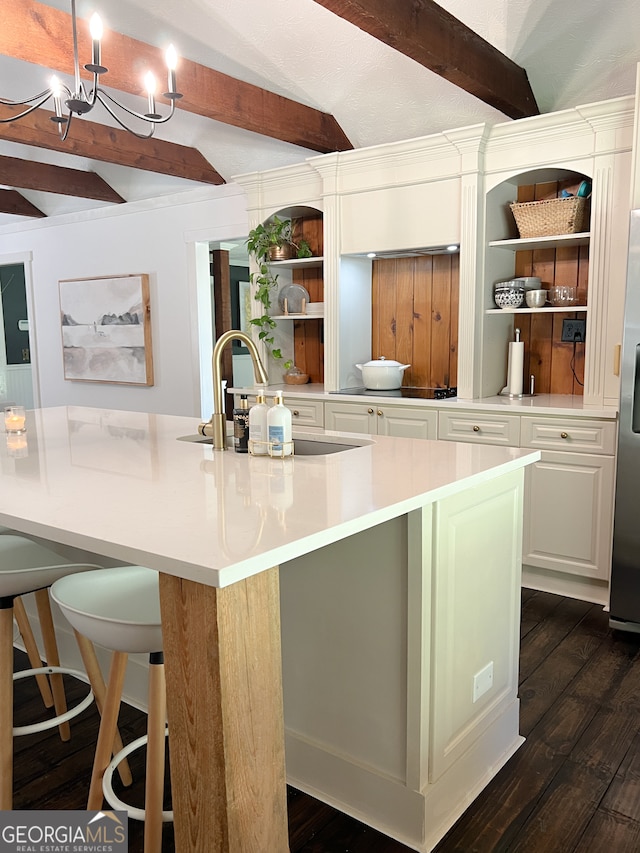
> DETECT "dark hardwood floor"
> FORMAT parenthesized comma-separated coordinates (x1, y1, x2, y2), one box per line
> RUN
(11, 589, 640, 852)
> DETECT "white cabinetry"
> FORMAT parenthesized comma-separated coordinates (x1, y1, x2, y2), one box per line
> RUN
(235, 394, 324, 431)
(325, 401, 438, 439)
(438, 410, 520, 446)
(435, 409, 616, 604)
(519, 416, 616, 603)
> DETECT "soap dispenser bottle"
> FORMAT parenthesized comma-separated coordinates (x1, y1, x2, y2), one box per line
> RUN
(248, 392, 269, 455)
(267, 391, 292, 456)
(233, 394, 250, 453)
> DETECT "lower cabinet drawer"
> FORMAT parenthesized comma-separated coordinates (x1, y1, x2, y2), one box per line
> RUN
(438, 411, 520, 446)
(236, 395, 324, 429)
(520, 416, 617, 455)
(287, 399, 324, 429)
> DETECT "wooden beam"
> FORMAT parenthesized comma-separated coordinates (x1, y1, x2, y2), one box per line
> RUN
(0, 188, 45, 217)
(0, 155, 124, 202)
(0, 0, 353, 154)
(310, 0, 539, 120)
(0, 106, 225, 184)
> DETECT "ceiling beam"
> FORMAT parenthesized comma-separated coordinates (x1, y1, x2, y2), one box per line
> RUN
(0, 0, 353, 154)
(310, 0, 539, 120)
(0, 188, 45, 217)
(0, 105, 225, 184)
(0, 155, 124, 202)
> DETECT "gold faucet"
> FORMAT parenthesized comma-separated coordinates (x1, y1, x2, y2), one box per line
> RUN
(198, 330, 269, 450)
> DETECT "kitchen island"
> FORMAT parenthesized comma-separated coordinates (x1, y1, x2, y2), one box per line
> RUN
(0, 406, 539, 852)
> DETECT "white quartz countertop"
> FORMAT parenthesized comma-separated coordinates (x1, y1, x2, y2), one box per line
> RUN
(230, 385, 618, 419)
(0, 406, 539, 588)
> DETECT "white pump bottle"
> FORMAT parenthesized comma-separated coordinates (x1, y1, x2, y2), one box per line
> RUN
(267, 391, 292, 456)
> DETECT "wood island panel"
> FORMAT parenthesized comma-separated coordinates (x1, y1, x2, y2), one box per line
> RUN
(159, 568, 289, 853)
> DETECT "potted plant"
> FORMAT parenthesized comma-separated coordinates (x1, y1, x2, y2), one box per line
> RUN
(245, 217, 312, 363)
(247, 216, 312, 262)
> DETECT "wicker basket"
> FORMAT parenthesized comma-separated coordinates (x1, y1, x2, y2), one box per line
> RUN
(509, 196, 589, 239)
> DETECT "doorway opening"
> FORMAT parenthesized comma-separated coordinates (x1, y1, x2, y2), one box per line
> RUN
(0, 260, 36, 408)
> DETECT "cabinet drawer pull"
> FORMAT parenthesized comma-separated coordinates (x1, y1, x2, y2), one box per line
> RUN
(377, 410, 383, 417)
(367, 408, 374, 414)
(560, 432, 568, 439)
(473, 425, 480, 432)
(293, 410, 300, 416)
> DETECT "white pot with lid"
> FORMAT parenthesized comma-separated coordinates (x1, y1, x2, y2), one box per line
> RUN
(355, 357, 411, 390)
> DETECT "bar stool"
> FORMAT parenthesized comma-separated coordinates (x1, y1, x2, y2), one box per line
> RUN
(50, 565, 172, 853)
(0, 528, 50, 706)
(0, 534, 103, 810)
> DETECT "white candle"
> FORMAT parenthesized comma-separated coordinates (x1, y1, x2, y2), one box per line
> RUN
(4, 407, 26, 433)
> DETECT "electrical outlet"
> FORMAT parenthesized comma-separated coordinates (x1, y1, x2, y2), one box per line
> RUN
(473, 661, 494, 703)
(561, 318, 586, 343)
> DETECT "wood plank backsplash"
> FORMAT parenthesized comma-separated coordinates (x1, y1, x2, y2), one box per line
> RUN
(372, 255, 459, 389)
(291, 215, 324, 383)
(515, 180, 588, 396)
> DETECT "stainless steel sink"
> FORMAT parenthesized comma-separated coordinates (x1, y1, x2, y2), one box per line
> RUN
(177, 434, 369, 455)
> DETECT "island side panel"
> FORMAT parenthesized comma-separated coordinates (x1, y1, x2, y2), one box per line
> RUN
(280, 516, 426, 845)
(429, 467, 524, 782)
(280, 468, 527, 853)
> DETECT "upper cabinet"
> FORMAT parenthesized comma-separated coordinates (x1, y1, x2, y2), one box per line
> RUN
(234, 96, 635, 406)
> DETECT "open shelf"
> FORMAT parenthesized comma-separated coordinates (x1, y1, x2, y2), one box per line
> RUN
(486, 306, 588, 315)
(270, 312, 324, 320)
(269, 256, 324, 270)
(488, 233, 590, 251)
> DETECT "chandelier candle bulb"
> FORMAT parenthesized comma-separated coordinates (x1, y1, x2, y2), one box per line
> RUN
(164, 45, 180, 98)
(88, 13, 104, 72)
(144, 72, 159, 118)
(50, 76, 63, 119)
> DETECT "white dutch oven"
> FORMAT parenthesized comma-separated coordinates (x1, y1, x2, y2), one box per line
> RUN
(355, 357, 411, 390)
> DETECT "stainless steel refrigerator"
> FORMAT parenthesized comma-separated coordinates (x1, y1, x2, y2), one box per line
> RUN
(610, 208, 640, 632)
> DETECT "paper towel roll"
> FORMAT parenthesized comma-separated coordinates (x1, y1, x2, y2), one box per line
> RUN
(507, 341, 524, 396)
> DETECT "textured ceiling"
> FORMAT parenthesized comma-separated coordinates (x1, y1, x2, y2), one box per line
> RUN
(0, 0, 638, 227)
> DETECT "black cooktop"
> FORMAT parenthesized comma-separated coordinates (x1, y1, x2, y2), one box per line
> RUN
(330, 387, 457, 400)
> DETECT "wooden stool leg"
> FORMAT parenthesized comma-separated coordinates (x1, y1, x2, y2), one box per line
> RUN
(14, 597, 54, 708)
(144, 653, 166, 853)
(88, 651, 128, 810)
(73, 630, 133, 787)
(34, 589, 69, 741)
(0, 603, 14, 809)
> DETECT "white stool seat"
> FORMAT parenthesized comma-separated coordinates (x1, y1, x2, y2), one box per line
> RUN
(50, 566, 162, 655)
(0, 536, 99, 598)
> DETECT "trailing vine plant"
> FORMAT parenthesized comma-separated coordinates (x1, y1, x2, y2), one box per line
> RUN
(246, 216, 311, 365)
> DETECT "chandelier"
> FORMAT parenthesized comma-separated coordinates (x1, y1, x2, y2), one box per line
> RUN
(0, 0, 182, 140)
